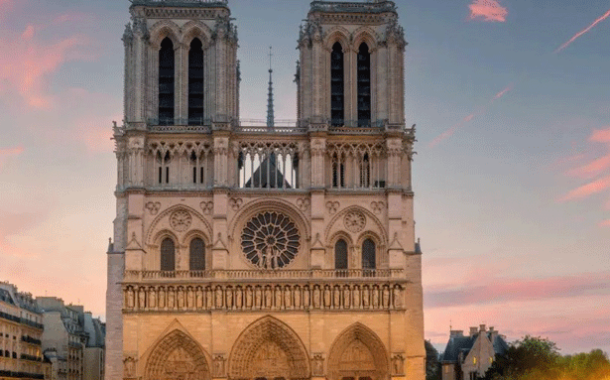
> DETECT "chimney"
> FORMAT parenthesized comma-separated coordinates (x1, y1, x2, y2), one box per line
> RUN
(470, 327, 478, 337)
(450, 330, 464, 338)
(490, 327, 498, 341)
(480, 324, 486, 333)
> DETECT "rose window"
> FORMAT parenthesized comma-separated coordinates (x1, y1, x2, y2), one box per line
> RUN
(241, 212, 300, 269)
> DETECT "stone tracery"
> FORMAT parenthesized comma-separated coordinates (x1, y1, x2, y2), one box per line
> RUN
(145, 330, 211, 380)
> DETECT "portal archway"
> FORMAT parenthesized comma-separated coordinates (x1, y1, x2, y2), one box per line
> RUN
(327, 323, 389, 380)
(228, 316, 310, 380)
(146, 330, 211, 380)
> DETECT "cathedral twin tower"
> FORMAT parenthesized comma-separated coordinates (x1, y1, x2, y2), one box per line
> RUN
(106, 1, 424, 380)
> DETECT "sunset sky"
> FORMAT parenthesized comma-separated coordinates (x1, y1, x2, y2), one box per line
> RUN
(0, 0, 608, 354)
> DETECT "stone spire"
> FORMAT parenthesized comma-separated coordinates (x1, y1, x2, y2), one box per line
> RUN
(266, 46, 275, 129)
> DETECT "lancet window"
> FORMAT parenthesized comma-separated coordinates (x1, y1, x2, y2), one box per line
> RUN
(335, 239, 348, 270)
(237, 142, 300, 189)
(362, 239, 376, 270)
(328, 143, 385, 189)
(189, 238, 205, 271)
(158, 38, 175, 125)
(188, 38, 204, 126)
(331, 42, 345, 127)
(156, 151, 171, 184)
(357, 43, 371, 127)
(160, 238, 176, 271)
(190, 152, 205, 185)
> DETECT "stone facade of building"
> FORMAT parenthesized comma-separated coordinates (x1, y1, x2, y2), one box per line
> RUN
(36, 299, 105, 380)
(0, 282, 45, 380)
(105, 1, 424, 380)
(440, 325, 508, 380)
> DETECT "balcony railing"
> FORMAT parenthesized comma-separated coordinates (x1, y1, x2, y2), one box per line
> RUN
(124, 269, 403, 282)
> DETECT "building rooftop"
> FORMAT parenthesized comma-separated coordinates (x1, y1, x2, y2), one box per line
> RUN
(441, 326, 509, 363)
(309, 0, 397, 15)
(129, 0, 228, 8)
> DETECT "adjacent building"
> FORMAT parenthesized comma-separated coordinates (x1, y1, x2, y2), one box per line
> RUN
(440, 325, 509, 380)
(36, 298, 104, 380)
(106, 1, 424, 380)
(0, 282, 46, 380)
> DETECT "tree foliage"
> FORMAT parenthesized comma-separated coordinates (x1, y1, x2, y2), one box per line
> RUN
(482, 336, 610, 380)
(425, 340, 441, 380)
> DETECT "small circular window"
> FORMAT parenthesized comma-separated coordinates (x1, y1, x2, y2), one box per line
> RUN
(241, 211, 300, 269)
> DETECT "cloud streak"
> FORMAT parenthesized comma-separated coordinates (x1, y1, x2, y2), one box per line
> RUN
(427, 271, 610, 308)
(429, 85, 512, 148)
(555, 9, 610, 53)
(468, 0, 508, 22)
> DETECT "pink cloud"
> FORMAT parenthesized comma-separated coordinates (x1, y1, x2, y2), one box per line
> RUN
(426, 271, 610, 308)
(555, 9, 610, 53)
(492, 85, 513, 100)
(0, 17, 89, 109)
(0, 0, 13, 18)
(565, 154, 610, 179)
(0, 145, 24, 168)
(468, 0, 508, 23)
(558, 175, 610, 202)
(590, 127, 610, 143)
(599, 220, 610, 227)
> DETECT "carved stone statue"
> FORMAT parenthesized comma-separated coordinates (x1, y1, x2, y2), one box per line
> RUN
(177, 288, 185, 309)
(383, 286, 390, 308)
(236, 287, 243, 310)
(275, 287, 283, 310)
(255, 287, 262, 309)
(187, 288, 194, 309)
(343, 286, 350, 309)
(226, 287, 234, 310)
(353, 286, 361, 309)
(124, 357, 136, 378)
(246, 287, 253, 309)
(158, 287, 166, 309)
(149, 288, 156, 309)
(168, 288, 175, 309)
(333, 287, 341, 309)
(206, 287, 213, 309)
(323, 286, 331, 308)
(284, 286, 292, 309)
(127, 288, 135, 309)
(196, 288, 203, 309)
(294, 286, 301, 309)
(393, 286, 402, 309)
(313, 286, 321, 308)
(265, 287, 273, 309)
(363, 286, 370, 308)
(303, 286, 310, 309)
(138, 287, 146, 309)
(215, 287, 223, 309)
(372, 287, 379, 308)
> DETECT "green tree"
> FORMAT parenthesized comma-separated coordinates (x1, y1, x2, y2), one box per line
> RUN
(425, 340, 441, 380)
(560, 349, 610, 380)
(482, 336, 561, 380)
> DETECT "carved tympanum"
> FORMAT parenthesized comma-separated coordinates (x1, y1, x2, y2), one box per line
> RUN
(344, 211, 366, 233)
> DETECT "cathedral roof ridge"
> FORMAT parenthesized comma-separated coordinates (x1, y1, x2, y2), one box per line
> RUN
(129, 0, 229, 8)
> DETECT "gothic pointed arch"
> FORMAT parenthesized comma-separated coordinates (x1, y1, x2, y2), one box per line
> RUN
(181, 20, 213, 48)
(145, 329, 211, 380)
(327, 323, 389, 380)
(149, 20, 181, 49)
(228, 316, 310, 380)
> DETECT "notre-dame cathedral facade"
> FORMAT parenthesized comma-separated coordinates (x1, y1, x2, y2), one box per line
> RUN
(105, 1, 424, 380)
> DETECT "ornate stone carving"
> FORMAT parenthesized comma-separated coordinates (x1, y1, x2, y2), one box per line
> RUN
(241, 211, 301, 269)
(169, 210, 192, 232)
(326, 201, 340, 215)
(296, 197, 310, 211)
(200, 201, 214, 215)
(124, 283, 405, 313)
(344, 211, 366, 233)
(145, 330, 210, 380)
(229, 197, 243, 211)
(145, 202, 161, 215)
(370, 201, 385, 215)
(212, 355, 226, 378)
(123, 356, 137, 379)
(392, 353, 405, 375)
(312, 354, 325, 376)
